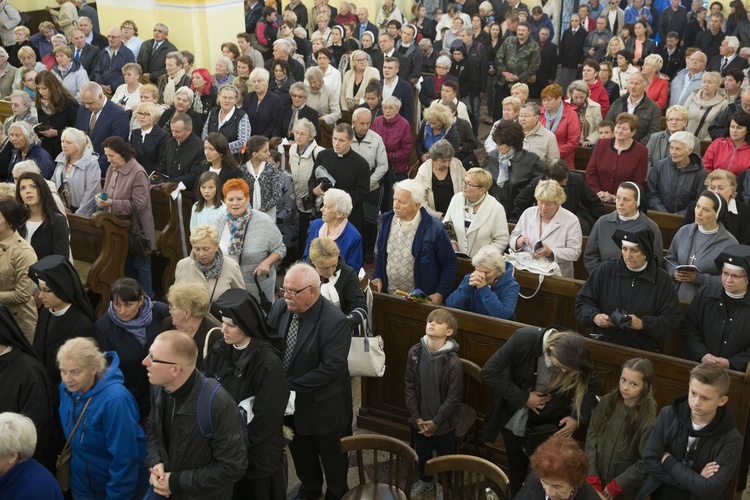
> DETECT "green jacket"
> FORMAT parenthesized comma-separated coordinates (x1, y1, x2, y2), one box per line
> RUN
(585, 392, 657, 499)
(494, 36, 541, 88)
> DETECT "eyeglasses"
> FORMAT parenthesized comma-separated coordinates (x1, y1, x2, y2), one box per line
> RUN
(462, 181, 481, 188)
(146, 353, 179, 365)
(136, 111, 151, 117)
(722, 271, 747, 280)
(279, 285, 312, 297)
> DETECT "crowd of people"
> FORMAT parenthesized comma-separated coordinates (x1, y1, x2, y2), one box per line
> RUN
(1, 0, 750, 498)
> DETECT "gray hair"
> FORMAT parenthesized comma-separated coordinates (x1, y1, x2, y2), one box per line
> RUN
(428, 139, 455, 160)
(216, 84, 238, 99)
(273, 38, 292, 54)
(12, 160, 42, 177)
(305, 66, 324, 81)
(8, 121, 41, 147)
(381, 96, 402, 110)
(394, 179, 426, 206)
(287, 262, 321, 290)
(290, 82, 308, 98)
(324, 188, 353, 217)
(669, 130, 696, 151)
(80, 81, 103, 98)
(351, 107, 371, 122)
(459, 27, 475, 36)
(175, 86, 196, 100)
(154, 23, 169, 35)
(294, 117, 317, 138)
(435, 55, 452, 70)
(60, 127, 91, 153)
(472, 245, 506, 273)
(9, 90, 32, 110)
(726, 36, 740, 52)
(0, 413, 36, 462)
(418, 38, 433, 48)
(0, 47, 7, 59)
(520, 102, 540, 116)
(51, 33, 67, 44)
(567, 80, 590, 98)
(249, 67, 270, 83)
(165, 50, 183, 66)
(216, 55, 234, 74)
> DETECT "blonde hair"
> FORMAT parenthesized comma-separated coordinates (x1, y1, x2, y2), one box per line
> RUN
(502, 96, 522, 112)
(702, 71, 722, 87)
(57, 337, 107, 377)
(423, 103, 453, 129)
(534, 179, 567, 205)
(466, 167, 492, 190)
(140, 84, 160, 101)
(666, 104, 688, 121)
(166, 282, 210, 318)
(308, 236, 340, 265)
(189, 223, 219, 245)
(510, 82, 529, 101)
(543, 330, 593, 422)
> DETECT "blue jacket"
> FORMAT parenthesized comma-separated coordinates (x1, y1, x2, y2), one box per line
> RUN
(10, 143, 55, 179)
(445, 261, 520, 320)
(93, 45, 135, 90)
(0, 459, 63, 499)
(373, 207, 457, 298)
(75, 98, 130, 175)
(528, 14, 555, 41)
(303, 218, 364, 272)
(58, 352, 148, 500)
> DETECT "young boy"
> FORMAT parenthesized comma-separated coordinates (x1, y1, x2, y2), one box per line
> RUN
(639, 363, 743, 499)
(404, 308, 463, 500)
(597, 120, 614, 141)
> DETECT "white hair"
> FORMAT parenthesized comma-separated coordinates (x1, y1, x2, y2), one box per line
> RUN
(669, 130, 696, 151)
(394, 179, 426, 206)
(324, 188, 353, 217)
(249, 67, 270, 83)
(351, 107, 371, 122)
(0, 413, 37, 462)
(471, 245, 506, 273)
(175, 86, 195, 100)
(12, 160, 41, 178)
(287, 262, 321, 289)
(273, 38, 291, 54)
(216, 55, 234, 74)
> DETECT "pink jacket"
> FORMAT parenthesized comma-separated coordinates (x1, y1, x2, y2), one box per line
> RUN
(703, 138, 750, 177)
(103, 158, 156, 249)
(371, 114, 414, 175)
(539, 102, 581, 169)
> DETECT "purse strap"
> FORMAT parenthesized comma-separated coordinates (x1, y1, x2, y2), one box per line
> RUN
(61, 397, 92, 452)
(129, 199, 144, 230)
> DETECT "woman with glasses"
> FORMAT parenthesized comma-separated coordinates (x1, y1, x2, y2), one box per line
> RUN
(94, 278, 169, 421)
(130, 102, 169, 173)
(646, 105, 700, 171)
(341, 49, 380, 112)
(418, 55, 456, 110)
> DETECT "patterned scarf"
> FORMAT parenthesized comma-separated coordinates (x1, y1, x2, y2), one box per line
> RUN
(495, 148, 515, 188)
(196, 247, 224, 280)
(226, 208, 252, 257)
(107, 295, 154, 346)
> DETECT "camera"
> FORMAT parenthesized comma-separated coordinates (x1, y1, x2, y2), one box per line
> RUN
(610, 309, 632, 329)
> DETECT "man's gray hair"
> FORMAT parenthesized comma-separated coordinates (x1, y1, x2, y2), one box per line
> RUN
(154, 23, 169, 35)
(459, 27, 475, 36)
(472, 245, 506, 273)
(419, 38, 433, 48)
(351, 107, 372, 122)
(290, 82, 309, 98)
(394, 179, 426, 206)
(435, 55, 452, 69)
(294, 117, 317, 138)
(81, 81, 103, 98)
(726, 36, 740, 52)
(0, 413, 37, 462)
(274, 38, 292, 53)
(669, 130, 696, 151)
(305, 66, 324, 81)
(287, 262, 321, 289)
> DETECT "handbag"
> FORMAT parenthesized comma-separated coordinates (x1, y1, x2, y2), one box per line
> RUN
(504, 249, 561, 299)
(522, 422, 559, 457)
(249, 33, 270, 54)
(56, 397, 92, 491)
(348, 331, 386, 377)
(128, 200, 152, 258)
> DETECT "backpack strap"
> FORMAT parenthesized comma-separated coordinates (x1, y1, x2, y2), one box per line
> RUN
(196, 377, 222, 440)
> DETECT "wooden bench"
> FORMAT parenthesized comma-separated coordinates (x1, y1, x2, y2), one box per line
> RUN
(68, 211, 130, 316)
(601, 204, 684, 249)
(359, 292, 750, 498)
(150, 184, 193, 298)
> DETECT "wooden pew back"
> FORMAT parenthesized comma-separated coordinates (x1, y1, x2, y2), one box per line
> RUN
(150, 185, 193, 297)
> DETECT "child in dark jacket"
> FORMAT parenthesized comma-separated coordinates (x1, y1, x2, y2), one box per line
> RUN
(638, 362, 743, 500)
(404, 308, 463, 499)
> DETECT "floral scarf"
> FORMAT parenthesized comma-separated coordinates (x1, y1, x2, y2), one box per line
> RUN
(196, 247, 224, 280)
(226, 208, 252, 257)
(107, 296, 154, 346)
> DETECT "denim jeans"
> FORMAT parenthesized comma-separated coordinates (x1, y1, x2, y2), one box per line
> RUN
(125, 254, 154, 298)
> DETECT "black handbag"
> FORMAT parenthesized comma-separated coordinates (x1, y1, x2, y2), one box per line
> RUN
(128, 200, 152, 258)
(522, 423, 560, 457)
(253, 273, 273, 316)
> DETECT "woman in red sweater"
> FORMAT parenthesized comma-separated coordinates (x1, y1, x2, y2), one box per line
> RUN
(582, 59, 610, 119)
(703, 112, 750, 177)
(371, 96, 414, 181)
(642, 53, 669, 114)
(539, 84, 581, 170)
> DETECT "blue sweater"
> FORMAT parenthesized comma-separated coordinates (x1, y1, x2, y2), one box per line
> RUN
(0, 459, 63, 499)
(373, 207, 457, 298)
(303, 218, 364, 272)
(445, 261, 520, 320)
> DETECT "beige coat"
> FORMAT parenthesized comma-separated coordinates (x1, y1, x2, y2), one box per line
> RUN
(414, 158, 465, 218)
(175, 251, 245, 303)
(0, 231, 38, 342)
(340, 66, 381, 112)
(443, 192, 509, 257)
(582, 98, 603, 144)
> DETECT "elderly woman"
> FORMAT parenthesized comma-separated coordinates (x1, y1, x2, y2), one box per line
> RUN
(191, 68, 217, 122)
(484, 120, 545, 214)
(176, 223, 244, 302)
(111, 62, 142, 114)
(97, 137, 156, 298)
(510, 180, 583, 278)
(0, 412, 62, 498)
(539, 84, 580, 169)
(666, 190, 739, 302)
(418, 55, 456, 110)
(213, 56, 234, 90)
(586, 113, 648, 203)
(94, 278, 169, 419)
(11, 47, 45, 92)
(130, 101, 168, 173)
(8, 121, 55, 179)
(51, 45, 89, 103)
(303, 188, 363, 271)
(0, 47, 16, 99)
(308, 236, 367, 328)
(446, 244, 519, 319)
(214, 178, 285, 303)
(687, 170, 750, 245)
(417, 103, 460, 163)
(641, 53, 669, 112)
(647, 131, 706, 215)
(57, 338, 148, 498)
(516, 436, 601, 500)
(159, 282, 220, 365)
(646, 105, 700, 171)
(414, 139, 466, 218)
(34, 70, 79, 159)
(289, 118, 326, 251)
(41, 34, 66, 69)
(15, 171, 69, 260)
(704, 112, 750, 176)
(341, 49, 380, 112)
(242, 68, 283, 139)
(371, 96, 413, 181)
(156, 86, 204, 135)
(157, 51, 190, 106)
(305, 66, 342, 126)
(577, 227, 681, 352)
(685, 72, 727, 142)
(202, 84, 251, 157)
(2, 91, 38, 140)
(121, 20, 142, 59)
(443, 167, 509, 257)
(566, 80, 602, 147)
(612, 49, 638, 97)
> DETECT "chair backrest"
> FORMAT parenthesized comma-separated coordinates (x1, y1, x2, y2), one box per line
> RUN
(340, 434, 418, 496)
(460, 358, 482, 383)
(425, 454, 510, 500)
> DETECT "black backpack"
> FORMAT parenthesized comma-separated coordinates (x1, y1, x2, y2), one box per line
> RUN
(196, 377, 249, 447)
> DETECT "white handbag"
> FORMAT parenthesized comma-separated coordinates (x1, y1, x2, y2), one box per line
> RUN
(348, 274, 386, 377)
(504, 249, 562, 299)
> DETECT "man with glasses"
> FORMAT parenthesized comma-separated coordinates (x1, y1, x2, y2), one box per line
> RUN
(144, 330, 248, 499)
(74, 81, 129, 174)
(268, 263, 352, 500)
(683, 245, 750, 372)
(93, 27, 135, 96)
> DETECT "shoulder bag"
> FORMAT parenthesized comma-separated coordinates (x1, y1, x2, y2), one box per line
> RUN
(504, 249, 562, 299)
(347, 281, 386, 377)
(128, 200, 152, 258)
(56, 397, 92, 491)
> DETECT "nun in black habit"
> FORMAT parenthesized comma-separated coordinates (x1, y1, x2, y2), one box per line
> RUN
(202, 289, 289, 500)
(29, 255, 96, 386)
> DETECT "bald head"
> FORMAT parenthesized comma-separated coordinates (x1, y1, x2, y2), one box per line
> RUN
(108, 27, 123, 49)
(155, 330, 198, 368)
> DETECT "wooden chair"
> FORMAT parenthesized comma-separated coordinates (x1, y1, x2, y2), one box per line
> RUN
(340, 434, 418, 499)
(456, 358, 482, 454)
(425, 454, 510, 500)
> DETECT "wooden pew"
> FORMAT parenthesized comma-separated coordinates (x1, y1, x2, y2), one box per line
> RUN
(68, 211, 130, 316)
(359, 292, 750, 498)
(150, 184, 193, 298)
(574, 146, 591, 171)
(0, 100, 11, 124)
(602, 204, 684, 250)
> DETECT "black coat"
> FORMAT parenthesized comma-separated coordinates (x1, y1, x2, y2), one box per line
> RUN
(130, 125, 170, 174)
(157, 107, 204, 138)
(9, 41, 39, 67)
(33, 305, 94, 385)
(483, 148, 545, 215)
(18, 212, 70, 260)
(327, 256, 367, 330)
(532, 41, 558, 96)
(480, 326, 598, 442)
(418, 75, 458, 108)
(707, 54, 749, 76)
(416, 120, 460, 159)
(137, 38, 179, 83)
(194, 87, 218, 123)
(385, 77, 415, 125)
(264, 57, 305, 85)
(625, 37, 656, 67)
(682, 19, 706, 49)
(159, 132, 205, 188)
(559, 28, 587, 68)
(36, 97, 79, 159)
(658, 44, 685, 80)
(192, 161, 243, 194)
(280, 104, 320, 139)
(695, 29, 725, 62)
(451, 56, 481, 98)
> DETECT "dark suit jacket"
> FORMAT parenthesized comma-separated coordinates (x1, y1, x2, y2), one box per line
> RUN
(90, 32, 108, 51)
(267, 295, 352, 436)
(355, 21, 379, 42)
(536, 41, 558, 88)
(419, 75, 458, 108)
(708, 54, 749, 76)
(93, 45, 136, 89)
(74, 98, 130, 174)
(18, 212, 70, 260)
(559, 28, 588, 68)
(157, 107, 204, 138)
(378, 50, 409, 81)
(245, 2, 264, 33)
(421, 49, 439, 74)
(385, 78, 415, 126)
(159, 132, 204, 188)
(137, 38, 179, 83)
(74, 43, 101, 77)
(280, 104, 320, 139)
(130, 125, 170, 174)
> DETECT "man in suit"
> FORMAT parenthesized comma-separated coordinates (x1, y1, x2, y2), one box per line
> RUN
(93, 28, 135, 96)
(557, 14, 587, 96)
(70, 28, 100, 77)
(281, 83, 320, 140)
(708, 37, 748, 76)
(268, 263, 352, 500)
(245, 0, 264, 34)
(74, 1, 100, 35)
(356, 7, 379, 42)
(77, 16, 107, 50)
(419, 38, 439, 74)
(377, 33, 409, 81)
(137, 23, 178, 84)
(381, 57, 414, 126)
(159, 113, 204, 189)
(531, 27, 558, 98)
(75, 82, 130, 175)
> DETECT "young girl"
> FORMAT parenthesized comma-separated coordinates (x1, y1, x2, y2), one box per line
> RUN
(190, 172, 225, 230)
(585, 358, 657, 499)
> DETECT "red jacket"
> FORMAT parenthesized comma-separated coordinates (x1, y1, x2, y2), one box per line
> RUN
(371, 114, 414, 175)
(588, 79, 610, 119)
(703, 138, 750, 177)
(539, 102, 581, 169)
(647, 74, 669, 113)
(586, 138, 648, 194)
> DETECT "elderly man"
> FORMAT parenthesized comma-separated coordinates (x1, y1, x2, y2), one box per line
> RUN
(356, 7, 379, 42)
(77, 16, 107, 50)
(419, 38, 438, 74)
(376, 33, 408, 80)
(567, 80, 603, 146)
(29, 22, 56, 61)
(683, 245, 750, 372)
(669, 50, 707, 106)
(264, 39, 305, 83)
(137, 24, 178, 84)
(372, 179, 457, 304)
(74, 82, 129, 174)
(144, 331, 247, 499)
(305, 66, 342, 126)
(381, 57, 414, 125)
(69, 27, 100, 77)
(709, 86, 750, 140)
(695, 13, 725, 62)
(708, 37, 748, 76)
(584, 17, 612, 62)
(158, 113, 203, 188)
(493, 22, 540, 121)
(350, 107, 388, 263)
(605, 72, 660, 145)
(281, 82, 320, 140)
(268, 263, 352, 500)
(93, 28, 135, 95)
